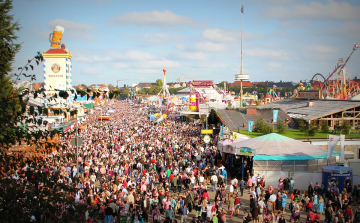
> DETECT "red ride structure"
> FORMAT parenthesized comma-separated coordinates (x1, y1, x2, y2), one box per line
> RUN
(312, 43, 360, 99)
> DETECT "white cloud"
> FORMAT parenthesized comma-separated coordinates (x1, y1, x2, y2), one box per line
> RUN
(74, 54, 112, 63)
(112, 63, 128, 69)
(201, 28, 265, 42)
(126, 68, 161, 74)
(141, 33, 183, 46)
(139, 60, 181, 69)
(252, 0, 296, 4)
(193, 41, 226, 52)
(175, 44, 185, 50)
(81, 67, 100, 74)
(110, 50, 157, 61)
(304, 45, 338, 54)
(246, 48, 290, 60)
(267, 62, 282, 68)
(263, 0, 360, 20)
(47, 19, 96, 41)
(327, 21, 360, 39)
(107, 10, 201, 28)
(197, 62, 227, 68)
(176, 51, 209, 60)
(48, 19, 95, 31)
(201, 29, 238, 42)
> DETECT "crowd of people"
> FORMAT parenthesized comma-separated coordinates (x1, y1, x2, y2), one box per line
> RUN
(241, 173, 360, 223)
(2, 99, 360, 223)
(2, 100, 230, 223)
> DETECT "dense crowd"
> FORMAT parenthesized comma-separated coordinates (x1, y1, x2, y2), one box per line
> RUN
(2, 100, 227, 223)
(2, 99, 360, 223)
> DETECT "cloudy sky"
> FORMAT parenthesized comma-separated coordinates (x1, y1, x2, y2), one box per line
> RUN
(12, 0, 360, 86)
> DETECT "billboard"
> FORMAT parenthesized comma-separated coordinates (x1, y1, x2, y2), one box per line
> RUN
(298, 90, 321, 99)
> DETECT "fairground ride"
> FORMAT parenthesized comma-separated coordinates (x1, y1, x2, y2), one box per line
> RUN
(311, 43, 360, 99)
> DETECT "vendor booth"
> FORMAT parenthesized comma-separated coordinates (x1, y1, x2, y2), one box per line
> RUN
(225, 133, 338, 188)
(322, 166, 353, 193)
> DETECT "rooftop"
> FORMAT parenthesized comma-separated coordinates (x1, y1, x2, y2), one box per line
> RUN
(258, 98, 360, 120)
(216, 108, 296, 131)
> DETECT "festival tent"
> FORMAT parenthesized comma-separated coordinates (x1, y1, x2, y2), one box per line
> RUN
(228, 133, 337, 161)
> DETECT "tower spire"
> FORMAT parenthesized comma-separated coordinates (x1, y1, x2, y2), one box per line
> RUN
(241, 5, 244, 75)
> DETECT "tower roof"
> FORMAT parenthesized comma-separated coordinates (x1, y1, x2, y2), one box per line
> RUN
(45, 49, 67, 54)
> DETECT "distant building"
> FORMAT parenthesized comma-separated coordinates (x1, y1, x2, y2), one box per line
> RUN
(134, 83, 157, 92)
(259, 98, 360, 130)
(266, 82, 295, 89)
(229, 81, 253, 88)
(253, 81, 296, 89)
(74, 85, 86, 91)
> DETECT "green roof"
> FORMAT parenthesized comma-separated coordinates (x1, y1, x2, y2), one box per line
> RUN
(52, 120, 76, 132)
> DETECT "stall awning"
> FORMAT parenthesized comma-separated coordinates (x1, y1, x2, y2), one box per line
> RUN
(83, 103, 94, 109)
(227, 133, 336, 161)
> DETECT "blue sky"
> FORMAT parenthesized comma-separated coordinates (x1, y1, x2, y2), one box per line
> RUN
(12, 0, 360, 86)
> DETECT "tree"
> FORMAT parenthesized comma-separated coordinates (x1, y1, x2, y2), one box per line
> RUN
(304, 121, 319, 136)
(298, 118, 306, 132)
(121, 86, 129, 98)
(254, 116, 273, 134)
(0, 0, 22, 148)
(276, 119, 288, 133)
(80, 84, 87, 89)
(0, 2, 123, 221)
(217, 81, 228, 90)
(340, 120, 351, 135)
(320, 120, 330, 133)
(156, 79, 163, 87)
(107, 83, 115, 91)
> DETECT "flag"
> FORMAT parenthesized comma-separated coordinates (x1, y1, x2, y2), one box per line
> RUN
(248, 120, 254, 132)
(340, 134, 345, 160)
(328, 135, 340, 159)
(273, 110, 279, 123)
(241, 5, 244, 13)
(220, 125, 224, 137)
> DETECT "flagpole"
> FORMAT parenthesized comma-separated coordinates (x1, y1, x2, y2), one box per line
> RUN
(327, 134, 329, 166)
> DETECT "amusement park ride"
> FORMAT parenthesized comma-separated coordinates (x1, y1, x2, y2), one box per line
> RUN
(297, 43, 360, 100)
(157, 68, 171, 99)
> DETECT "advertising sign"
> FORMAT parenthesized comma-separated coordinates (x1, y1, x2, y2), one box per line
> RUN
(235, 74, 249, 80)
(327, 135, 340, 159)
(248, 120, 254, 132)
(201, 129, 213, 135)
(273, 110, 279, 123)
(239, 147, 255, 156)
(203, 135, 211, 144)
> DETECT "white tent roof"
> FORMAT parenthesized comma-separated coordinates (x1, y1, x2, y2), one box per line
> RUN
(228, 133, 332, 160)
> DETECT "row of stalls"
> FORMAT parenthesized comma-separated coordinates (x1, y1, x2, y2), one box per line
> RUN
(219, 133, 351, 191)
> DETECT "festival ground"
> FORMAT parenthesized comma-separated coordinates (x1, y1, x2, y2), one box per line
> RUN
(169, 182, 327, 223)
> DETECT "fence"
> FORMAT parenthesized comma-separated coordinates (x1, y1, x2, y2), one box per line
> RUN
(255, 170, 322, 191)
